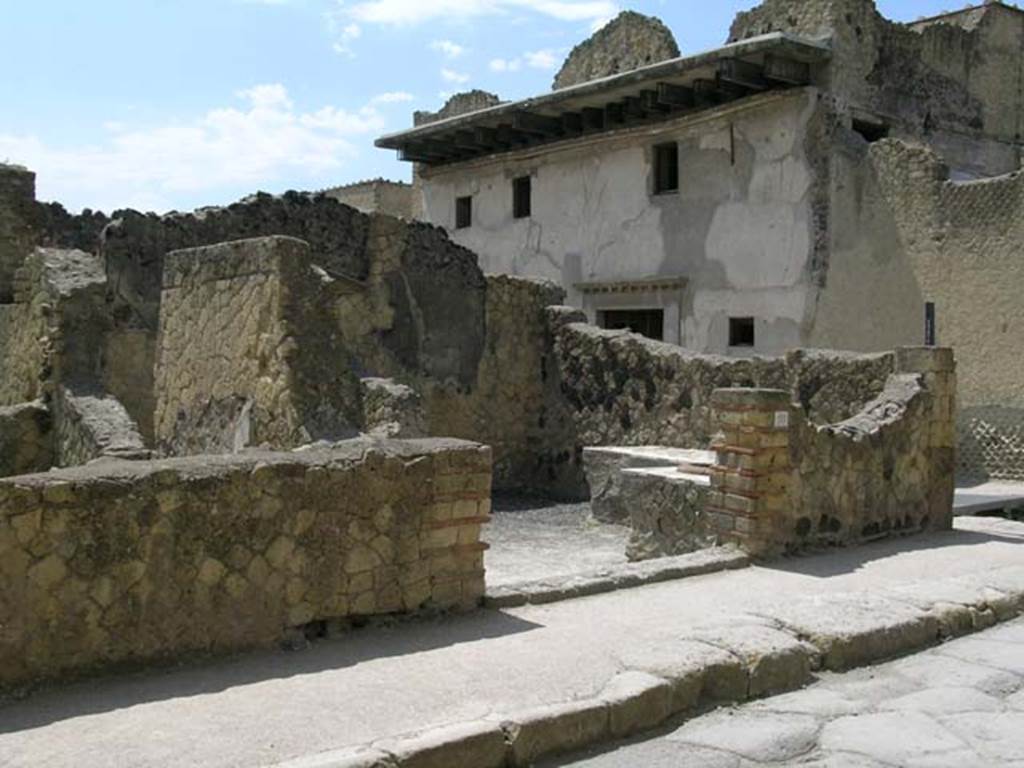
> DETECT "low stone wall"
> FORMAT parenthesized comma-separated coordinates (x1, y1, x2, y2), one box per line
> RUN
(706, 347, 956, 557)
(0, 402, 52, 478)
(0, 438, 491, 692)
(54, 386, 150, 467)
(550, 314, 901, 497)
(154, 236, 361, 455)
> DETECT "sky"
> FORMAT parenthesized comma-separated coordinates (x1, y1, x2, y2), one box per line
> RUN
(0, 0, 970, 214)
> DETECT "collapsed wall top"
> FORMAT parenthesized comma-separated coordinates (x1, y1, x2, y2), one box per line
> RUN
(553, 11, 681, 90)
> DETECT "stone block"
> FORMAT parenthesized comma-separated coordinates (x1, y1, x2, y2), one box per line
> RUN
(895, 346, 955, 374)
(504, 699, 610, 766)
(378, 721, 507, 768)
(599, 671, 674, 738)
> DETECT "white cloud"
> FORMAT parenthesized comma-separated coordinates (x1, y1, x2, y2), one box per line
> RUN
(342, 0, 618, 26)
(589, 14, 615, 32)
(441, 68, 471, 84)
(489, 58, 521, 73)
(430, 39, 466, 59)
(0, 84, 388, 213)
(332, 22, 363, 56)
(490, 49, 560, 74)
(525, 49, 559, 70)
(370, 91, 415, 104)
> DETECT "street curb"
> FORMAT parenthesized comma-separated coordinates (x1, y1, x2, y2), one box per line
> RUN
(272, 569, 1024, 768)
(483, 546, 750, 609)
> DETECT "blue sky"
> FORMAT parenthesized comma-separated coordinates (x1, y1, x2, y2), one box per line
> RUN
(0, 0, 965, 213)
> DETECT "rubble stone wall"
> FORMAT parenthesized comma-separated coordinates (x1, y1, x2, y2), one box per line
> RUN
(0, 438, 491, 692)
(0, 165, 38, 304)
(101, 193, 372, 330)
(0, 402, 53, 478)
(54, 386, 149, 468)
(154, 236, 361, 455)
(0, 248, 109, 406)
(730, 0, 1024, 177)
(707, 347, 955, 557)
(548, 313, 902, 496)
(553, 11, 680, 90)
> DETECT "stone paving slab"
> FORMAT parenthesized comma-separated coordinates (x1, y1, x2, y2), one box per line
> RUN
(955, 480, 1024, 515)
(553, 617, 1024, 767)
(0, 517, 1022, 768)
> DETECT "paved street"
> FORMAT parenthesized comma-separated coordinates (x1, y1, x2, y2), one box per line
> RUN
(551, 617, 1024, 768)
(1, 516, 1021, 768)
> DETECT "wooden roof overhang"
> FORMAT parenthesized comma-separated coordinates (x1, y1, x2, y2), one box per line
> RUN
(375, 33, 831, 168)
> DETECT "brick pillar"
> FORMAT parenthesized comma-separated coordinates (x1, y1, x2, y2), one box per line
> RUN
(895, 346, 956, 530)
(706, 388, 793, 557)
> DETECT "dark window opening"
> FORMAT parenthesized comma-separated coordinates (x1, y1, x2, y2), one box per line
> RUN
(925, 301, 936, 347)
(513, 176, 531, 219)
(455, 196, 472, 229)
(653, 142, 679, 195)
(729, 317, 755, 348)
(599, 309, 665, 341)
(852, 118, 889, 143)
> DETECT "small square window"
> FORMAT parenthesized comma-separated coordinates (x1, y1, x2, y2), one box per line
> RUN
(455, 196, 472, 229)
(653, 142, 679, 195)
(513, 176, 531, 219)
(729, 317, 755, 348)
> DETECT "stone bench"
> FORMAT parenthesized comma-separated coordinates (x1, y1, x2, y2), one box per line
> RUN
(582, 446, 714, 524)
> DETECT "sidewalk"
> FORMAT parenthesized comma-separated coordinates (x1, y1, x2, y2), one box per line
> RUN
(1, 516, 1023, 768)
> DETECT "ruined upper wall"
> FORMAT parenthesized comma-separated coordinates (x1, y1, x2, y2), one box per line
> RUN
(101, 192, 372, 330)
(0, 165, 38, 304)
(730, 0, 1024, 176)
(553, 11, 680, 90)
(414, 91, 502, 127)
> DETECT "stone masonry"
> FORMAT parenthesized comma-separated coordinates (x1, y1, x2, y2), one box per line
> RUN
(705, 347, 956, 557)
(707, 389, 795, 556)
(0, 438, 491, 693)
(154, 236, 361, 455)
(553, 11, 680, 90)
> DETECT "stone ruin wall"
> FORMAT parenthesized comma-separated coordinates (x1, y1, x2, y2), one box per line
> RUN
(545, 308, 896, 495)
(552, 11, 680, 90)
(154, 236, 360, 455)
(706, 346, 955, 557)
(730, 0, 1024, 178)
(0, 438, 491, 693)
(0, 403, 52, 479)
(811, 136, 1024, 482)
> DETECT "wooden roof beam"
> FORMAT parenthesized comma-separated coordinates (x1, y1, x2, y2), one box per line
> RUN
(512, 111, 564, 137)
(718, 59, 768, 91)
(763, 54, 811, 85)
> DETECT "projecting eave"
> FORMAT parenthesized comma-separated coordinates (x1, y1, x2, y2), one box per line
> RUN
(375, 33, 831, 167)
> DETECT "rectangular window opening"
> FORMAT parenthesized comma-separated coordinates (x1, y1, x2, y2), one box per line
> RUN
(598, 309, 665, 342)
(729, 317, 755, 348)
(653, 142, 679, 195)
(455, 195, 473, 229)
(513, 176, 532, 219)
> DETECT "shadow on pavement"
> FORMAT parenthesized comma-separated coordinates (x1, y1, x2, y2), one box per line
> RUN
(0, 607, 541, 733)
(762, 524, 1024, 579)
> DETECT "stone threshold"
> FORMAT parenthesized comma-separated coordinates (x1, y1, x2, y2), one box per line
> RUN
(483, 546, 750, 609)
(275, 565, 1024, 768)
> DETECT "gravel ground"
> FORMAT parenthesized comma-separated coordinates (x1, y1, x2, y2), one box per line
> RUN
(483, 494, 630, 587)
